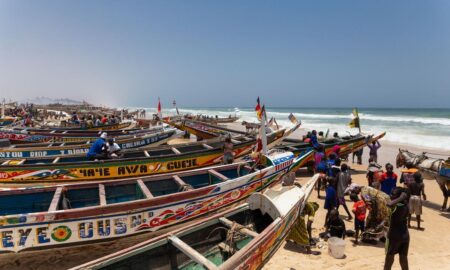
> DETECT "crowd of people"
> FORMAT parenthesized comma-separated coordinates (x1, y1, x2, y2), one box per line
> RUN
(287, 130, 427, 270)
(70, 112, 120, 128)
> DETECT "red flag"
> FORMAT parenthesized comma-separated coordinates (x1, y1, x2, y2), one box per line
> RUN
(255, 97, 262, 120)
(157, 98, 162, 118)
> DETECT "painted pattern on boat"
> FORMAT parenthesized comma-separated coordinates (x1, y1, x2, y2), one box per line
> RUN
(0, 151, 314, 252)
(0, 144, 255, 182)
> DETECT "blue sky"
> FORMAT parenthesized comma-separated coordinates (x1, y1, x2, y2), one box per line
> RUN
(1, 1, 449, 108)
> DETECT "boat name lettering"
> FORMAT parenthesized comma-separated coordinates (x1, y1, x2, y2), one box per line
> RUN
(117, 165, 148, 175)
(79, 168, 111, 177)
(0, 152, 23, 158)
(167, 159, 198, 170)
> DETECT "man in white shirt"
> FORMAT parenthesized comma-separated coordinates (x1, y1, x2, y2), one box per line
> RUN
(107, 138, 121, 158)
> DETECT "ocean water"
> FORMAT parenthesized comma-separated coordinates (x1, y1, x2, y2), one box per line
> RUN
(132, 107, 450, 152)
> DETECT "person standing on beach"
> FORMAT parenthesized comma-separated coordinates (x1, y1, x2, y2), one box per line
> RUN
(286, 201, 320, 254)
(324, 178, 338, 226)
(408, 172, 426, 230)
(385, 187, 410, 270)
(336, 164, 353, 220)
(380, 163, 398, 195)
(350, 193, 366, 245)
(368, 140, 381, 163)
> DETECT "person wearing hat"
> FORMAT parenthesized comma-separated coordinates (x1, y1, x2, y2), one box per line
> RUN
(87, 132, 108, 160)
(407, 171, 426, 230)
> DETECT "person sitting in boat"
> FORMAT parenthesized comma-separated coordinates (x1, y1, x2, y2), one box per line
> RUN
(86, 116, 94, 128)
(286, 201, 320, 254)
(318, 131, 325, 141)
(87, 132, 108, 160)
(95, 116, 102, 126)
(109, 115, 117, 124)
(101, 115, 108, 125)
(106, 138, 122, 158)
(71, 111, 80, 125)
(310, 130, 320, 149)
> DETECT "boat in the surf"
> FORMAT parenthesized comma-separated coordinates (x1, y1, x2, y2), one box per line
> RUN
(0, 128, 178, 159)
(0, 150, 314, 253)
(0, 132, 287, 182)
(70, 170, 318, 270)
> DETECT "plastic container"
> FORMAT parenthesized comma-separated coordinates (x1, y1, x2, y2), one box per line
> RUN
(328, 237, 346, 259)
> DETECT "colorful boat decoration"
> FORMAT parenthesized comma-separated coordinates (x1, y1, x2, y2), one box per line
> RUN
(70, 168, 318, 270)
(0, 150, 314, 253)
(0, 128, 178, 159)
(42, 122, 132, 131)
(0, 135, 268, 182)
(0, 117, 17, 127)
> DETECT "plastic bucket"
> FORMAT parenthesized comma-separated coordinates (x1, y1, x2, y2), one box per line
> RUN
(328, 237, 345, 259)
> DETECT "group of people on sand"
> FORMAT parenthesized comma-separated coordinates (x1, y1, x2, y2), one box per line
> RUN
(86, 132, 122, 160)
(287, 135, 426, 270)
(71, 112, 120, 128)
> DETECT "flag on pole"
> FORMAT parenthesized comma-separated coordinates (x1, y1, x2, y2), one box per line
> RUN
(255, 105, 267, 154)
(348, 108, 360, 130)
(288, 113, 298, 124)
(255, 97, 262, 121)
(157, 98, 162, 118)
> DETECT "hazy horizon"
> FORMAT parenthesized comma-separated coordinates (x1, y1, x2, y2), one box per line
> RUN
(1, 1, 450, 108)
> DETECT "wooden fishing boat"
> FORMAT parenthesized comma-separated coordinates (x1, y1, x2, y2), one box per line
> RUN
(0, 117, 16, 127)
(0, 150, 314, 253)
(0, 134, 267, 182)
(277, 132, 386, 162)
(0, 126, 163, 144)
(71, 171, 318, 270)
(42, 122, 132, 131)
(0, 128, 178, 159)
(185, 114, 240, 124)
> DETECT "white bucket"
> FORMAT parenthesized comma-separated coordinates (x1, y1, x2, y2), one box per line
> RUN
(328, 237, 346, 259)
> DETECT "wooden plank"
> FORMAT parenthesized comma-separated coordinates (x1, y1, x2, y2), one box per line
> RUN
(144, 150, 150, 157)
(60, 143, 65, 146)
(48, 187, 63, 212)
(231, 139, 240, 144)
(62, 131, 68, 134)
(52, 157, 60, 164)
(1, 160, 10, 165)
(173, 175, 188, 187)
(99, 184, 107, 206)
(168, 236, 219, 270)
(171, 147, 181, 155)
(208, 169, 229, 181)
(137, 179, 154, 198)
(47, 143, 53, 147)
(86, 141, 91, 144)
(50, 130, 56, 134)
(202, 143, 213, 150)
(219, 217, 259, 238)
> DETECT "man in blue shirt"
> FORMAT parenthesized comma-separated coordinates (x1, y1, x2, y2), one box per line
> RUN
(87, 132, 107, 160)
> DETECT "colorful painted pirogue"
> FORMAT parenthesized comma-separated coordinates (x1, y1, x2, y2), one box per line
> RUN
(0, 150, 314, 253)
(277, 132, 386, 160)
(41, 122, 132, 131)
(164, 118, 249, 139)
(0, 125, 150, 144)
(71, 168, 318, 270)
(0, 128, 178, 159)
(0, 117, 17, 127)
(0, 132, 287, 182)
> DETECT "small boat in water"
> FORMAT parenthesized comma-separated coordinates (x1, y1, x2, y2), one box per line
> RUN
(0, 150, 314, 253)
(70, 171, 318, 270)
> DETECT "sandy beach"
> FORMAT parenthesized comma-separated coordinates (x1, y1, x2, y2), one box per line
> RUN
(263, 147, 450, 270)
